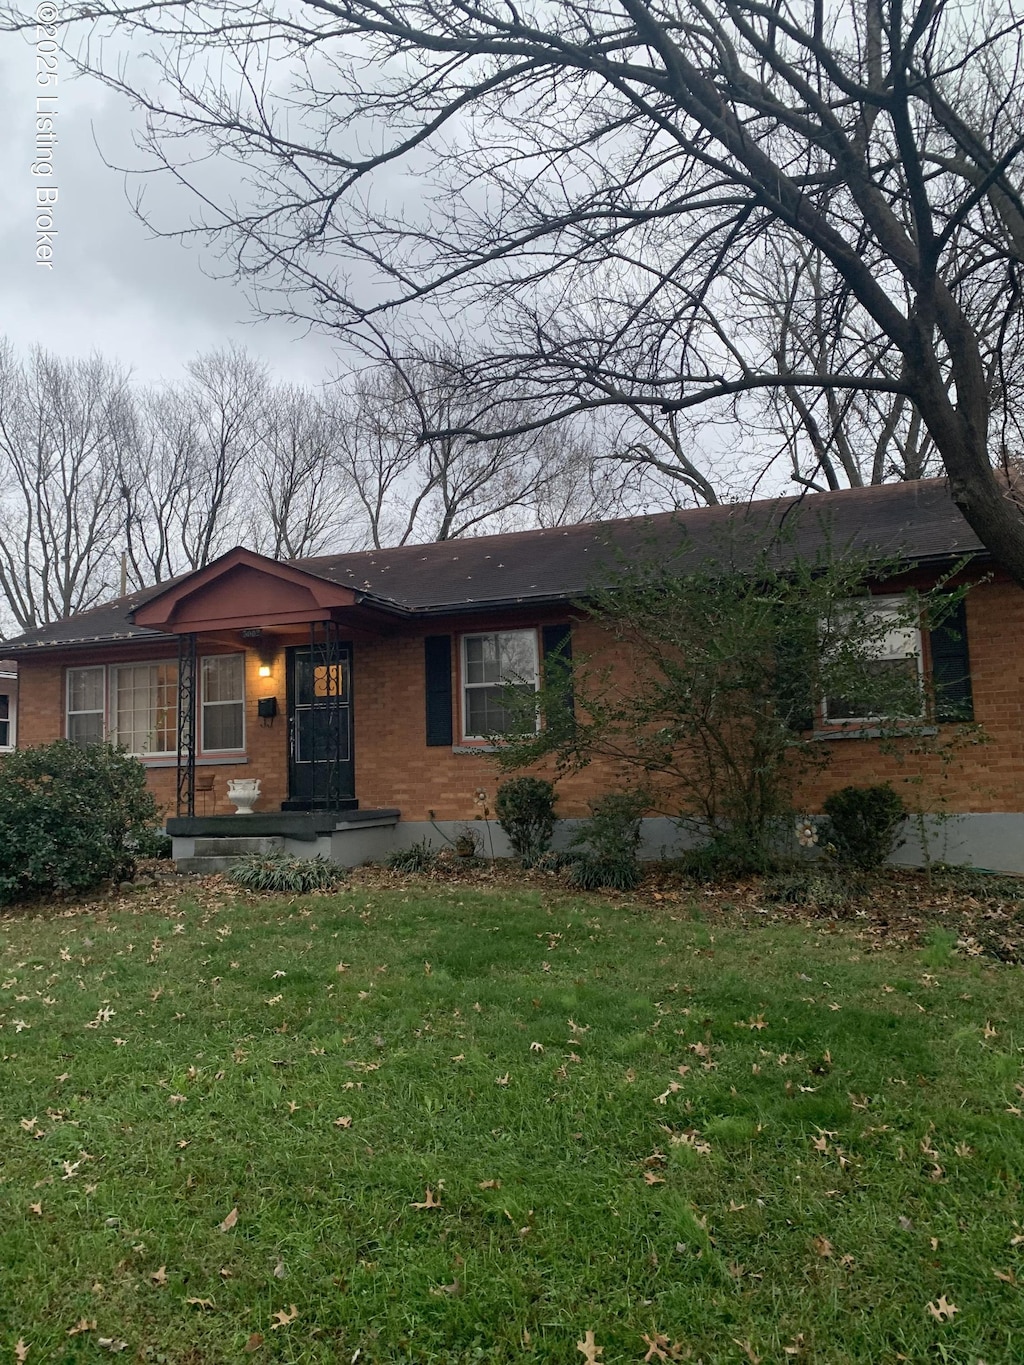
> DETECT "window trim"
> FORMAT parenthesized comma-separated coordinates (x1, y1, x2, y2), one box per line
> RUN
(110, 659, 179, 757)
(459, 628, 540, 743)
(820, 595, 925, 727)
(0, 672, 16, 751)
(200, 652, 246, 755)
(66, 664, 107, 748)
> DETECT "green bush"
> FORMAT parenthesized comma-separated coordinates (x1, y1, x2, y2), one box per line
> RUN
(131, 827, 173, 860)
(677, 828, 784, 881)
(563, 790, 646, 890)
(495, 777, 557, 866)
(228, 852, 346, 893)
(823, 783, 907, 870)
(0, 741, 159, 903)
(384, 839, 438, 873)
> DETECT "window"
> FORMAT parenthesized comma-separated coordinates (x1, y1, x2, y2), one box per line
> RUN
(112, 662, 178, 755)
(822, 597, 923, 724)
(461, 630, 539, 739)
(0, 682, 14, 750)
(202, 653, 245, 751)
(67, 666, 106, 746)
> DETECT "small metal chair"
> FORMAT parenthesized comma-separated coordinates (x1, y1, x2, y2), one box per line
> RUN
(195, 771, 216, 815)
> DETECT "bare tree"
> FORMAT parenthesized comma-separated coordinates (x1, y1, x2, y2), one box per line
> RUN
(0, 343, 131, 630)
(120, 347, 266, 586)
(332, 351, 626, 546)
(38, 0, 1024, 579)
(247, 383, 356, 558)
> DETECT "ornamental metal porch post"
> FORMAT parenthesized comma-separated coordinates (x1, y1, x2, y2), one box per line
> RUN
(176, 631, 198, 817)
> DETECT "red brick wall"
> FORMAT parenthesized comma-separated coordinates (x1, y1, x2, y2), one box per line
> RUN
(11, 574, 1024, 822)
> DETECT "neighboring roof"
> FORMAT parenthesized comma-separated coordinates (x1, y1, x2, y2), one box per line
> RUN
(0, 479, 987, 653)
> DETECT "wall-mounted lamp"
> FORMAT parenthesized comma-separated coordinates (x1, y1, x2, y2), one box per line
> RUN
(258, 664, 272, 678)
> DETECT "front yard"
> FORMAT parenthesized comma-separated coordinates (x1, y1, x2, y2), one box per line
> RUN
(2, 875, 1023, 1363)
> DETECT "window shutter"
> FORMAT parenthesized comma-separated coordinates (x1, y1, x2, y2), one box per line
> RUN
(424, 635, 453, 746)
(541, 623, 574, 727)
(929, 599, 974, 722)
(774, 625, 816, 732)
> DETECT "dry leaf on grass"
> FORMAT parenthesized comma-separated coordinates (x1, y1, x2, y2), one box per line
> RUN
(243, 1334, 264, 1352)
(14, 1341, 28, 1363)
(218, 1206, 239, 1232)
(641, 1332, 670, 1362)
(150, 1266, 167, 1286)
(185, 1297, 215, 1310)
(733, 1340, 761, 1365)
(334, 1116, 353, 1129)
(273, 1260, 286, 1279)
(926, 1295, 959, 1322)
(812, 1236, 833, 1258)
(412, 1187, 442, 1210)
(478, 1179, 502, 1190)
(270, 1305, 299, 1329)
(66, 1321, 96, 1338)
(576, 1330, 603, 1363)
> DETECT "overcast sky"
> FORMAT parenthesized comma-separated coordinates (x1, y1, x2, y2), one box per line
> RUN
(0, 29, 346, 387)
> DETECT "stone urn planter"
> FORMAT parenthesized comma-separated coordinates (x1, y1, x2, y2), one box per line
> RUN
(226, 778, 261, 815)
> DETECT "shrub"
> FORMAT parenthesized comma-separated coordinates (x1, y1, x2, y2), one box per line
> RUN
(823, 783, 907, 870)
(0, 740, 159, 903)
(763, 870, 848, 911)
(131, 827, 173, 860)
(495, 777, 557, 866)
(384, 839, 438, 873)
(564, 789, 646, 890)
(228, 852, 346, 893)
(677, 828, 784, 881)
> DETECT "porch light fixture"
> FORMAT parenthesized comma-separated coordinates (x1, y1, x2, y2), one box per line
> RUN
(258, 663, 272, 678)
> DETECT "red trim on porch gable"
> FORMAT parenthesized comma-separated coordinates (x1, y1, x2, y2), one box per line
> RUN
(131, 549, 361, 634)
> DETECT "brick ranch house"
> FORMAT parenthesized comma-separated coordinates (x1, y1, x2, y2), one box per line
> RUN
(3, 478, 1022, 872)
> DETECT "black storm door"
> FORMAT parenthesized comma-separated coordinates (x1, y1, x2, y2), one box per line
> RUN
(285, 626, 354, 809)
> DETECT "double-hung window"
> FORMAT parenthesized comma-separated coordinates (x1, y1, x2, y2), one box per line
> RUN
(461, 630, 539, 739)
(0, 681, 15, 750)
(202, 654, 245, 751)
(112, 662, 178, 755)
(67, 666, 106, 746)
(822, 597, 923, 723)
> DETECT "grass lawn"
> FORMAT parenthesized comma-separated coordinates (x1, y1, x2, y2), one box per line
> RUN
(2, 875, 1024, 1363)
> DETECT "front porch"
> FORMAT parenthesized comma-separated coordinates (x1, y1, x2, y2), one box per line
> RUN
(167, 807, 402, 872)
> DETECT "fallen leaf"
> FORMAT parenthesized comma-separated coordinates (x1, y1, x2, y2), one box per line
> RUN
(643, 1171, 666, 1185)
(927, 1295, 959, 1322)
(478, 1179, 502, 1190)
(270, 1305, 299, 1329)
(273, 1260, 286, 1279)
(984, 1022, 998, 1040)
(334, 1116, 353, 1129)
(993, 1268, 1018, 1285)
(577, 1330, 603, 1364)
(412, 1187, 442, 1210)
(733, 1341, 761, 1365)
(96, 1341, 128, 1353)
(150, 1266, 167, 1286)
(66, 1320, 96, 1337)
(14, 1342, 28, 1363)
(218, 1206, 239, 1233)
(642, 1332, 670, 1362)
(28, 1202, 42, 1217)
(185, 1297, 215, 1309)
(812, 1236, 833, 1258)
(243, 1333, 264, 1352)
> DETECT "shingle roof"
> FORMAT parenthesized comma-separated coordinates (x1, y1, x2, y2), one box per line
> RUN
(1, 479, 986, 653)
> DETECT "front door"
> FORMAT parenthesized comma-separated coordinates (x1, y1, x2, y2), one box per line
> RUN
(285, 637, 355, 810)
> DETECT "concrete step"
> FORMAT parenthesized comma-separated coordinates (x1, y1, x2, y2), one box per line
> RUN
(175, 855, 247, 875)
(191, 837, 284, 857)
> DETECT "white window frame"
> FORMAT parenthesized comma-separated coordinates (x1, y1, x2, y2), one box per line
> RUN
(821, 596, 924, 725)
(460, 629, 540, 742)
(0, 672, 16, 751)
(110, 659, 178, 757)
(66, 665, 107, 747)
(200, 653, 246, 754)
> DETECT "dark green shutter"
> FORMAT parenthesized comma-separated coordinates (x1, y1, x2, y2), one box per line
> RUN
(424, 635, 453, 746)
(774, 624, 816, 732)
(929, 599, 973, 722)
(541, 623, 574, 727)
